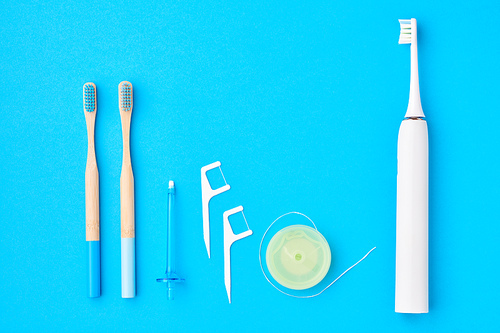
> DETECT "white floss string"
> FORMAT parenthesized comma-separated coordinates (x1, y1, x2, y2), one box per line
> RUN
(219, 166, 228, 186)
(258, 212, 376, 298)
(241, 211, 250, 230)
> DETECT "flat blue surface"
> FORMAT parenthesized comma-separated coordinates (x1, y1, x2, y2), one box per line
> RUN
(1, 0, 499, 331)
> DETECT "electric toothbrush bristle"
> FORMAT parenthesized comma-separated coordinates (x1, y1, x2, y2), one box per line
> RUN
(398, 19, 412, 44)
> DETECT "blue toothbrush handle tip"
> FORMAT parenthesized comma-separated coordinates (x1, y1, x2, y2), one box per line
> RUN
(88, 240, 101, 298)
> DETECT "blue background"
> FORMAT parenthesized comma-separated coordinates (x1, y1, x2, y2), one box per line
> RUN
(1, 0, 499, 332)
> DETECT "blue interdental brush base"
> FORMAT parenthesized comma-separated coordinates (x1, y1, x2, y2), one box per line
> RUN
(157, 181, 184, 299)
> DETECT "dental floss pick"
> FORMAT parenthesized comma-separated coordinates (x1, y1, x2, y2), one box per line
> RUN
(259, 212, 376, 298)
(201, 161, 230, 258)
(157, 181, 184, 299)
(223, 206, 252, 303)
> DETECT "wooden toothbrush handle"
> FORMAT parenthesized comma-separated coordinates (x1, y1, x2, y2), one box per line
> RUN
(85, 111, 99, 241)
(85, 164, 100, 241)
(121, 164, 135, 238)
(120, 110, 135, 238)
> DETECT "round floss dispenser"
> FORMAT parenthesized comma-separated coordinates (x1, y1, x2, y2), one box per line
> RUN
(266, 224, 331, 290)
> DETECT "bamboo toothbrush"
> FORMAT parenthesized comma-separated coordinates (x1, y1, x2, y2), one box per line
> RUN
(395, 18, 428, 314)
(119, 81, 135, 298)
(83, 82, 100, 298)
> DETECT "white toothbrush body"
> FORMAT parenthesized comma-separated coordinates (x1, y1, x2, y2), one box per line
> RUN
(396, 118, 428, 313)
(395, 18, 429, 313)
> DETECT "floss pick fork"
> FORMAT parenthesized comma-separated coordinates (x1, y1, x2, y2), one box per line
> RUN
(223, 206, 252, 303)
(201, 161, 230, 258)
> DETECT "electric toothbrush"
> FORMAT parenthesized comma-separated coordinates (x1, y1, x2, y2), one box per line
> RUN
(395, 18, 429, 314)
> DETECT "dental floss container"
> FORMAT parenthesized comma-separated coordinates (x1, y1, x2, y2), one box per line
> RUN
(266, 225, 331, 290)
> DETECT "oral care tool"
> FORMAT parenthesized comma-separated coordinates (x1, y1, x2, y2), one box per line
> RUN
(223, 206, 252, 303)
(266, 224, 331, 290)
(157, 181, 184, 299)
(119, 81, 136, 298)
(83, 82, 100, 298)
(201, 161, 230, 258)
(259, 212, 376, 298)
(395, 18, 428, 313)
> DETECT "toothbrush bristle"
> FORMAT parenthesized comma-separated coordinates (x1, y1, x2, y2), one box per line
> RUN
(83, 83, 96, 112)
(398, 19, 412, 44)
(119, 81, 133, 112)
